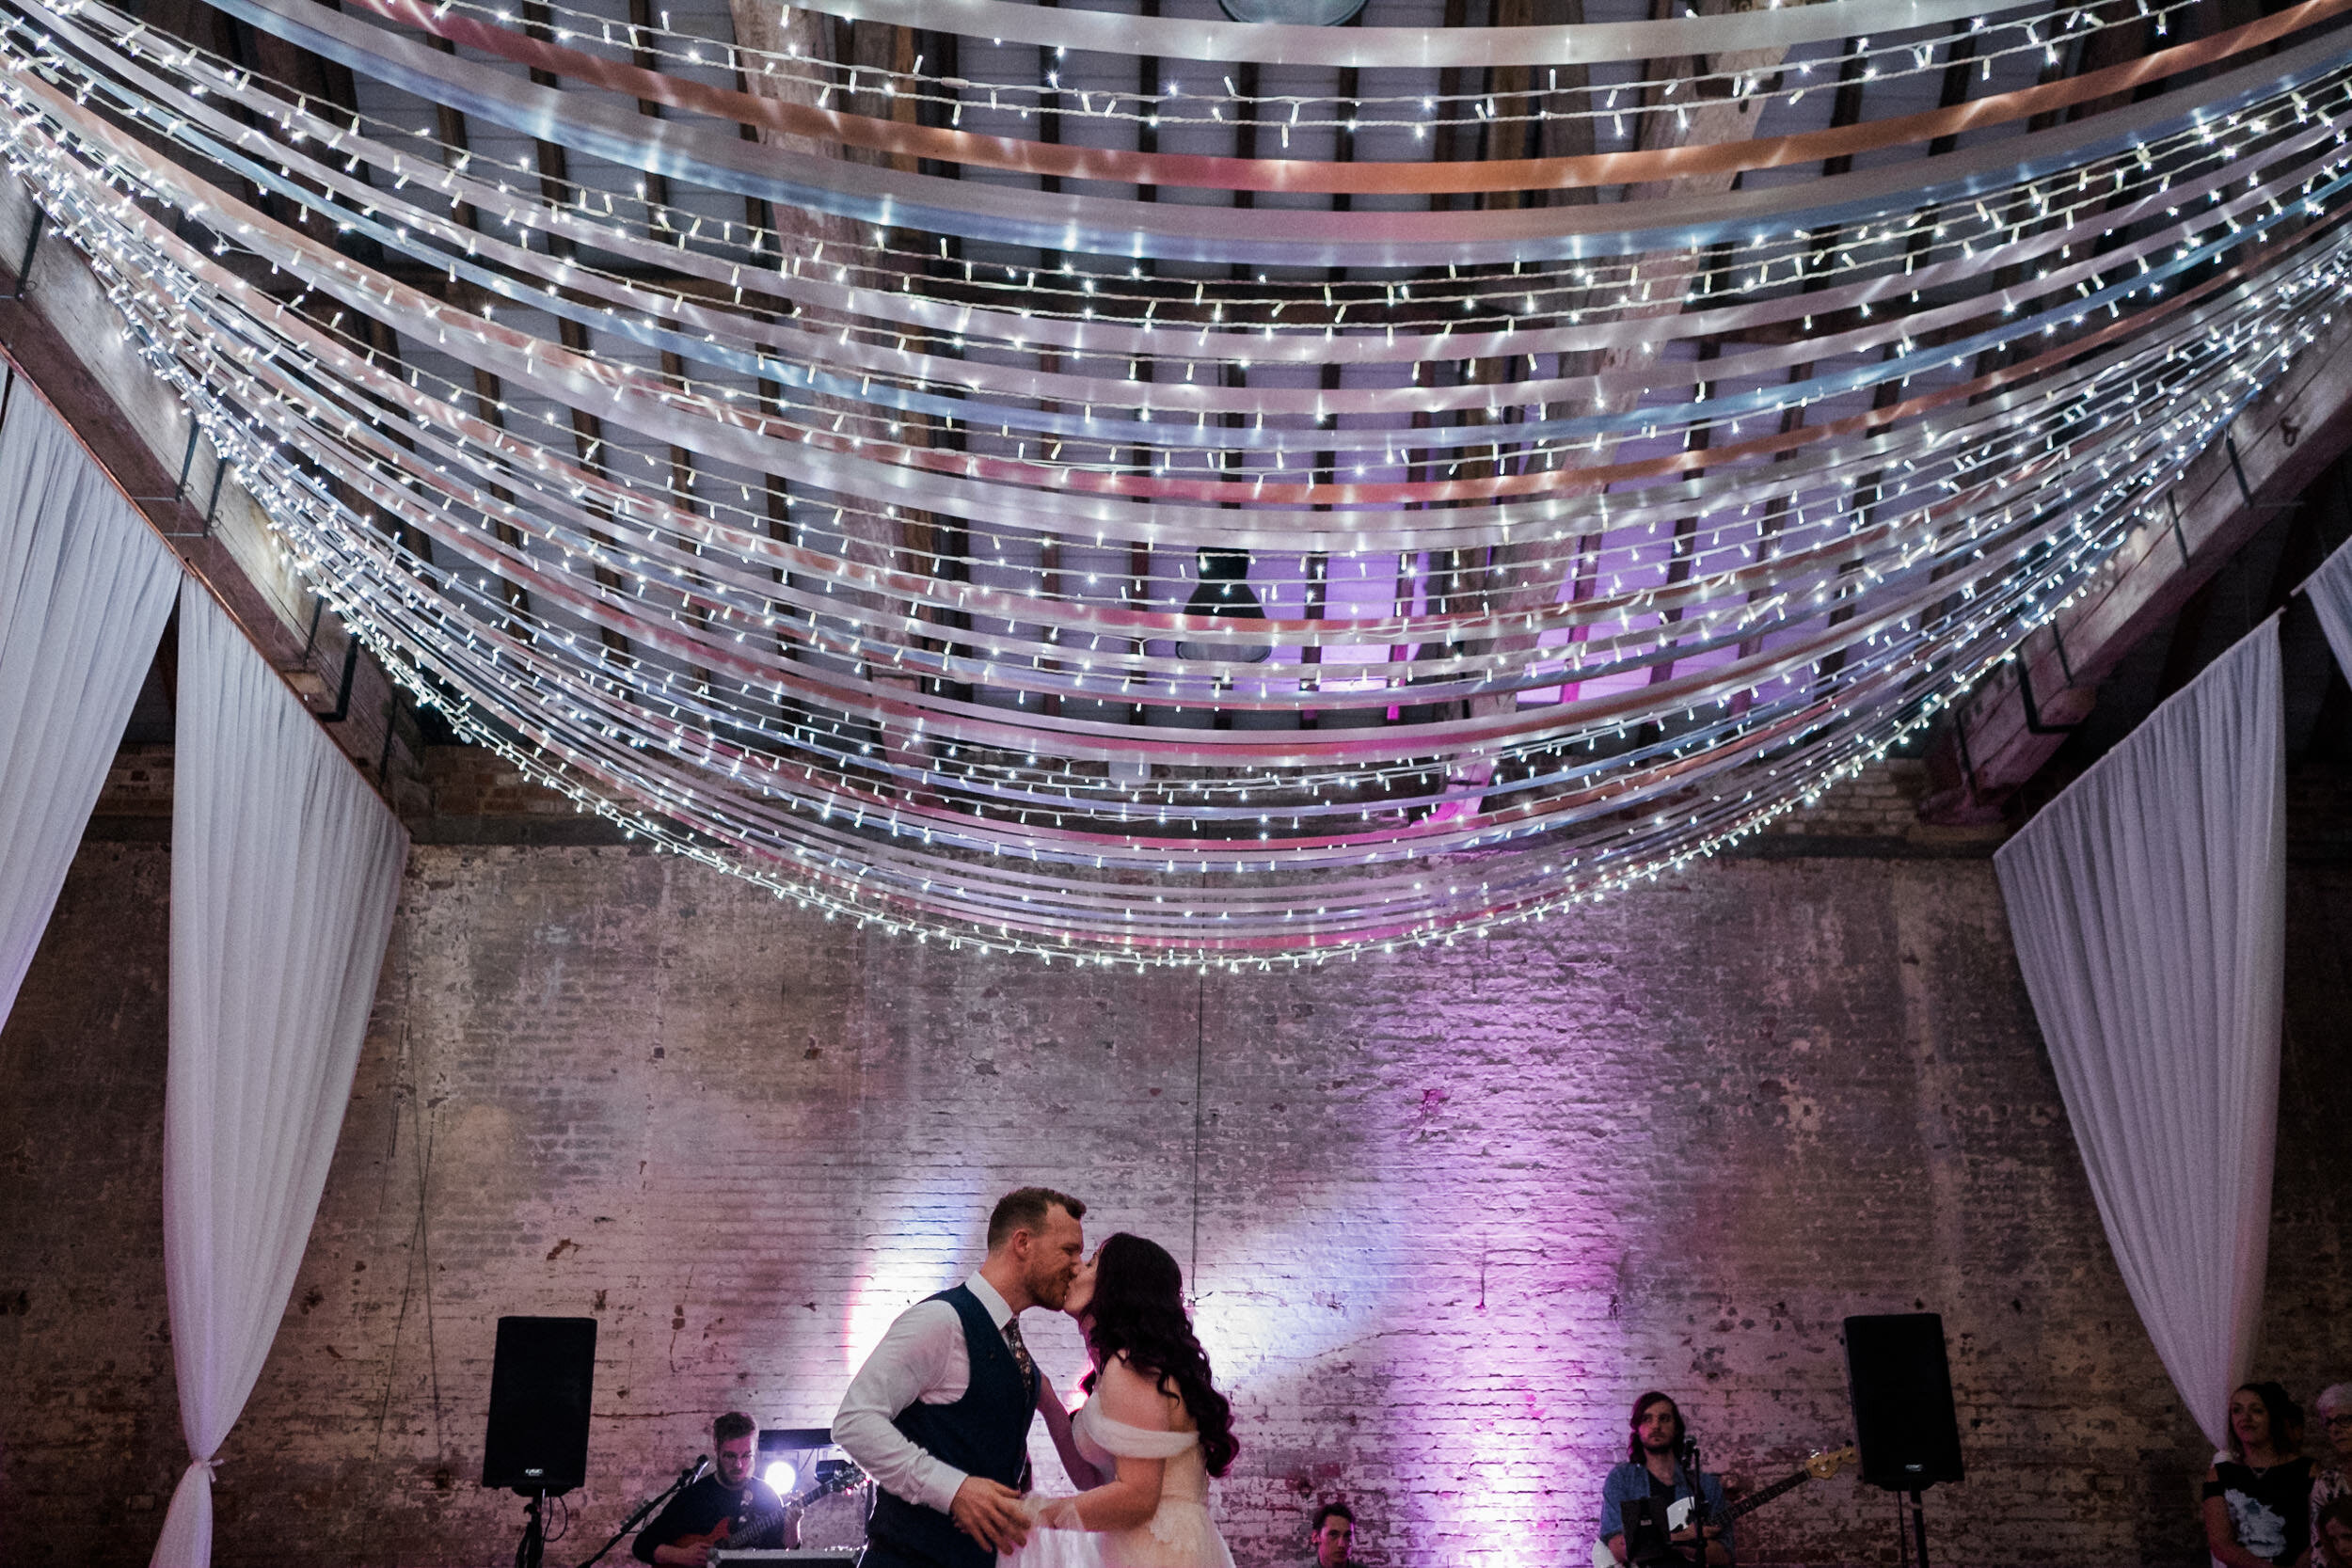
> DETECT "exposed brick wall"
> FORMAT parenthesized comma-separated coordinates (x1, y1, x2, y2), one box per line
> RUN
(3, 843, 2348, 1568)
(93, 745, 175, 819)
(1748, 759, 2011, 853)
(415, 744, 578, 821)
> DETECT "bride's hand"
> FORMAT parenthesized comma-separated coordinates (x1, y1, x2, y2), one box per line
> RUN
(1025, 1495, 1086, 1531)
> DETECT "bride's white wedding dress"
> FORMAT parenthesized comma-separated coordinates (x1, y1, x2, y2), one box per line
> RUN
(1003, 1400, 1236, 1568)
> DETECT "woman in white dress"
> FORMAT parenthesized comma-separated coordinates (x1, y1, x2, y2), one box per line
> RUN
(1006, 1233, 1239, 1568)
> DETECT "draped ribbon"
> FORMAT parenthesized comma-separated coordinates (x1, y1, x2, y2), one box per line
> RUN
(45, 38, 2334, 530)
(83, 185, 2249, 780)
(56, 0, 2313, 400)
(702, 0, 2054, 71)
(23, 50, 2333, 686)
(10, 0, 2351, 956)
(184, 0, 2352, 266)
(77, 36, 2287, 452)
(340, 0, 2340, 198)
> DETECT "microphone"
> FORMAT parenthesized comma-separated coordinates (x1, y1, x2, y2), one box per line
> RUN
(681, 1453, 709, 1484)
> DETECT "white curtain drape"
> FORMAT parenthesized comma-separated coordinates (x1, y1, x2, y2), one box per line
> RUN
(0, 387, 180, 1027)
(2307, 532, 2352, 683)
(153, 583, 408, 1568)
(1993, 620, 2285, 1450)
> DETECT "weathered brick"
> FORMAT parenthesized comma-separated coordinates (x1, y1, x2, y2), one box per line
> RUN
(1, 837, 2347, 1568)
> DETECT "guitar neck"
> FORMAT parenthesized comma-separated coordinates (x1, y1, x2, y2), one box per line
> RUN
(1715, 1465, 1816, 1524)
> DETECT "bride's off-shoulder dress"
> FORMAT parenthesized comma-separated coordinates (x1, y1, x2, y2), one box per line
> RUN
(1003, 1401, 1236, 1568)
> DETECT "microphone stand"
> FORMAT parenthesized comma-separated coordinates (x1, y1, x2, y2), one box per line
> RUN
(1678, 1438, 1721, 1568)
(576, 1454, 707, 1568)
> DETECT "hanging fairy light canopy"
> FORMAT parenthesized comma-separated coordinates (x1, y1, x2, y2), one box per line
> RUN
(2, 0, 2349, 963)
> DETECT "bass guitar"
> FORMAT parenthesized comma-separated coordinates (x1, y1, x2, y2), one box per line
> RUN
(1594, 1444, 1858, 1568)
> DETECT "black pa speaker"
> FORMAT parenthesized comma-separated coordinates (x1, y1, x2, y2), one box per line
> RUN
(482, 1315, 597, 1494)
(1843, 1312, 1964, 1492)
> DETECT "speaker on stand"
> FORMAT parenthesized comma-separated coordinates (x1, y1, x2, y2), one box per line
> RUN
(483, 1315, 598, 1568)
(1844, 1312, 1963, 1568)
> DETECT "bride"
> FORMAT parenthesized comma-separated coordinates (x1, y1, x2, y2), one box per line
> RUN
(1007, 1233, 1239, 1568)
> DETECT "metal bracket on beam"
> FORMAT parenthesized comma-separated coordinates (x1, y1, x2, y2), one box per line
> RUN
(134, 422, 208, 514)
(320, 631, 360, 723)
(152, 439, 230, 537)
(161, 454, 229, 537)
(8, 207, 43, 300)
(173, 421, 201, 500)
(299, 596, 326, 663)
(375, 699, 398, 781)
(1953, 712, 1982, 801)
(199, 453, 226, 536)
(2017, 656, 2083, 736)
(2225, 434, 2301, 515)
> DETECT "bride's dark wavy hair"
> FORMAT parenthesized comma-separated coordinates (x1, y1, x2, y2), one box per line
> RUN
(1078, 1233, 1239, 1477)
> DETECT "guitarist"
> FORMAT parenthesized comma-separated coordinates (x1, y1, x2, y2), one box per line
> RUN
(634, 1412, 798, 1566)
(1598, 1393, 1732, 1568)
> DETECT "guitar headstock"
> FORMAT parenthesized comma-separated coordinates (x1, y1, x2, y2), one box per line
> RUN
(1805, 1445, 1859, 1481)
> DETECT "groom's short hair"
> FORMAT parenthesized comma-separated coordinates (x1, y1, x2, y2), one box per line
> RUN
(988, 1186, 1086, 1248)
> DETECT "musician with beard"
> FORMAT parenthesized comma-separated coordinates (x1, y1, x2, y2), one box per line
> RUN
(1597, 1392, 1733, 1568)
(635, 1412, 799, 1567)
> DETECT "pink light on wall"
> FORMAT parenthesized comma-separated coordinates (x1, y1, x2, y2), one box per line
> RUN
(840, 1181, 983, 1380)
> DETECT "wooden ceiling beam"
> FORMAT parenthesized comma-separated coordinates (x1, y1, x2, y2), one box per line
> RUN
(1920, 309, 2352, 820)
(0, 171, 419, 806)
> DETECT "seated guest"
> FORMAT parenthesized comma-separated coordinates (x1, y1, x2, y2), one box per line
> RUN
(2313, 1386, 2352, 1551)
(1598, 1391, 1731, 1567)
(2320, 1498, 2352, 1568)
(2205, 1382, 2314, 1568)
(635, 1411, 798, 1567)
(1309, 1501, 1355, 1567)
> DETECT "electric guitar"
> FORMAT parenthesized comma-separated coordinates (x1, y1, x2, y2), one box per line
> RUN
(1593, 1445, 1858, 1568)
(675, 1466, 863, 1558)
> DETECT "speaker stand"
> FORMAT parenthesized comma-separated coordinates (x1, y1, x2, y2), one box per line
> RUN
(1905, 1487, 1931, 1568)
(514, 1488, 548, 1568)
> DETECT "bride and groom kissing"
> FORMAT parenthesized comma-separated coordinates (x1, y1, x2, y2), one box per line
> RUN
(832, 1187, 1240, 1568)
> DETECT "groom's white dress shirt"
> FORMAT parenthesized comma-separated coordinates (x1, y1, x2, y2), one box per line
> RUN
(832, 1272, 1025, 1515)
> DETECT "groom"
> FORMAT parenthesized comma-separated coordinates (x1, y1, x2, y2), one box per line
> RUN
(834, 1187, 1089, 1568)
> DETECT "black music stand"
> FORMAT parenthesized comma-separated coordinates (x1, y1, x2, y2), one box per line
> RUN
(1621, 1496, 1697, 1567)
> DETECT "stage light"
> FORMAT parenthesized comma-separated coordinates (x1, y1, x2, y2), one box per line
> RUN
(757, 1426, 837, 1500)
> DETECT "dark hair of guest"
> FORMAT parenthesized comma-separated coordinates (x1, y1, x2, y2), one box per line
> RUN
(1079, 1233, 1239, 1477)
(1628, 1392, 1683, 1465)
(2230, 1382, 2305, 1460)
(1312, 1501, 1356, 1531)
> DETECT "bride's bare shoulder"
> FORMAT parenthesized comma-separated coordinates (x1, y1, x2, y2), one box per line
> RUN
(1097, 1353, 1193, 1431)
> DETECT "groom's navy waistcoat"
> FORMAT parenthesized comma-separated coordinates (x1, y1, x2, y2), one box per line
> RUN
(866, 1284, 1038, 1568)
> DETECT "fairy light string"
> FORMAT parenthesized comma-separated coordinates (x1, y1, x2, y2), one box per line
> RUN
(1, 0, 2346, 958)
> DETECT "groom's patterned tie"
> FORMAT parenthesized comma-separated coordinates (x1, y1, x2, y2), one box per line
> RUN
(1001, 1314, 1036, 1382)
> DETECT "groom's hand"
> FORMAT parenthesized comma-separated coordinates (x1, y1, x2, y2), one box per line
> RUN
(950, 1477, 1031, 1553)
